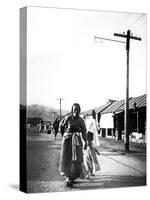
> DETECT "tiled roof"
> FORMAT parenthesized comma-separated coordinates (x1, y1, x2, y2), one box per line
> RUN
(94, 104, 112, 113)
(116, 94, 146, 112)
(82, 103, 111, 115)
(100, 100, 125, 114)
(82, 94, 146, 115)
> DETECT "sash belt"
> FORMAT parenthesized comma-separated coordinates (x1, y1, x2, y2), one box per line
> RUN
(63, 132, 80, 161)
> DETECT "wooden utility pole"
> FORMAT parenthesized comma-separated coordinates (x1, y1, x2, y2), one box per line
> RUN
(56, 98, 64, 119)
(114, 30, 141, 151)
(52, 111, 57, 122)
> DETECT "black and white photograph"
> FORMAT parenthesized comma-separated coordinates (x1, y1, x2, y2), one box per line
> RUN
(19, 6, 147, 194)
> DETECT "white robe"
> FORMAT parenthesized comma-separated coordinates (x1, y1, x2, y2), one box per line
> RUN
(85, 116, 100, 146)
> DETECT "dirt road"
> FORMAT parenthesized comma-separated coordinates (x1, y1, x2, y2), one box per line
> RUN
(27, 132, 146, 193)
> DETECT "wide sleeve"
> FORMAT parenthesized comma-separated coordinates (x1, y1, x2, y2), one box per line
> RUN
(59, 116, 67, 135)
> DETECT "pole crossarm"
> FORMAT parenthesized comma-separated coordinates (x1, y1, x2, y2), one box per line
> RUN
(114, 33, 127, 38)
(130, 36, 141, 41)
(114, 33, 142, 41)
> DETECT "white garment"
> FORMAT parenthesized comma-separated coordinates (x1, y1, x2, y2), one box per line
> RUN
(85, 116, 100, 146)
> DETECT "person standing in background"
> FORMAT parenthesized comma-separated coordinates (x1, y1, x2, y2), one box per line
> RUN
(85, 110, 100, 146)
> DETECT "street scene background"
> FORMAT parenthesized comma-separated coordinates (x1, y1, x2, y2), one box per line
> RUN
(24, 6, 147, 193)
(0, 1, 149, 200)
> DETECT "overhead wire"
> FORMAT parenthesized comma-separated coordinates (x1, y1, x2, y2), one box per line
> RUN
(117, 13, 132, 33)
(135, 22, 146, 31)
(121, 13, 132, 25)
(129, 14, 145, 29)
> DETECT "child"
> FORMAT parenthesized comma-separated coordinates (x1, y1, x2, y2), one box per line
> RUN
(84, 131, 100, 176)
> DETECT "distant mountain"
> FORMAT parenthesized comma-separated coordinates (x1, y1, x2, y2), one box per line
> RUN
(26, 104, 69, 122)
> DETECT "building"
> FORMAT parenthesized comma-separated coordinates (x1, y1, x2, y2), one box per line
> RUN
(114, 94, 146, 143)
(99, 99, 124, 138)
(82, 94, 146, 143)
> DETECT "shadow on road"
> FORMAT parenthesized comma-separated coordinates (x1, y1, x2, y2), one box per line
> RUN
(72, 175, 146, 190)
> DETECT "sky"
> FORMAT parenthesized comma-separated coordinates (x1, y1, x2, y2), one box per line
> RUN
(27, 6, 146, 112)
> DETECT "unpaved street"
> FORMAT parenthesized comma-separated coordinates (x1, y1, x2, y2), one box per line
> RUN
(27, 132, 146, 193)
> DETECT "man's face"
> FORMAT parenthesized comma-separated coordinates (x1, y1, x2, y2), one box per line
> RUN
(72, 105, 80, 117)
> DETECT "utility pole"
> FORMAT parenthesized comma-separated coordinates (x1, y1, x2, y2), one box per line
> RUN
(114, 30, 141, 151)
(52, 111, 57, 122)
(56, 97, 64, 119)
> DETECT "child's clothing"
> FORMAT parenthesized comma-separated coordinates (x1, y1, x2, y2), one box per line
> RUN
(84, 131, 100, 175)
(85, 116, 100, 146)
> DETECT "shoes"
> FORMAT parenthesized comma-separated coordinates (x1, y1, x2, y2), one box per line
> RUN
(91, 173, 95, 176)
(89, 173, 95, 176)
(66, 177, 73, 187)
(70, 179, 77, 184)
(66, 180, 73, 187)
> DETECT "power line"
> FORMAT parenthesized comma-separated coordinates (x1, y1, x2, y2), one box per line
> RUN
(94, 36, 126, 44)
(134, 21, 146, 32)
(130, 14, 145, 28)
(121, 13, 132, 25)
(119, 13, 132, 31)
